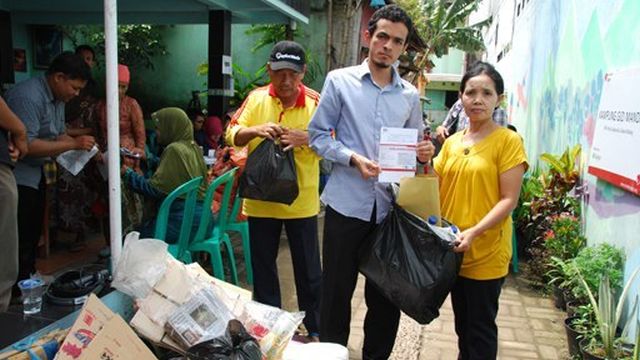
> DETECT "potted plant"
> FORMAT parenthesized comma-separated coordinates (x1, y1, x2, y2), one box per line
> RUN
(520, 145, 584, 286)
(543, 213, 587, 309)
(564, 244, 625, 306)
(575, 266, 640, 359)
(564, 303, 595, 357)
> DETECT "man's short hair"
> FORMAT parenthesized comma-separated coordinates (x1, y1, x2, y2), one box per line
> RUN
(46, 52, 92, 81)
(367, 4, 414, 42)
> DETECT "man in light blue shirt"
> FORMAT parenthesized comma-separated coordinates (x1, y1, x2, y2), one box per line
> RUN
(5, 52, 94, 293)
(309, 5, 435, 359)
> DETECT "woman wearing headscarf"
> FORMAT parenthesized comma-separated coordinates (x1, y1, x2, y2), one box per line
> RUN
(122, 107, 207, 243)
(96, 64, 146, 172)
(190, 111, 223, 155)
(96, 64, 146, 232)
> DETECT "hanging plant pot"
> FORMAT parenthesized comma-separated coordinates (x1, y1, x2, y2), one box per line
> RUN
(564, 316, 585, 358)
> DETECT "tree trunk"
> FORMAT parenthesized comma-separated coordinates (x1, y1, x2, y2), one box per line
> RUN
(327, 0, 363, 71)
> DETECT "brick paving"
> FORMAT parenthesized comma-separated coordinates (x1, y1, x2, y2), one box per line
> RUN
(238, 213, 569, 360)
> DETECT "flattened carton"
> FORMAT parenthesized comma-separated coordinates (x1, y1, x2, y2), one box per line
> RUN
(55, 294, 114, 360)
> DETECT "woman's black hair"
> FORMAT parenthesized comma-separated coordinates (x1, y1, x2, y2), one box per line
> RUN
(460, 61, 504, 95)
(75, 44, 95, 57)
(367, 4, 414, 42)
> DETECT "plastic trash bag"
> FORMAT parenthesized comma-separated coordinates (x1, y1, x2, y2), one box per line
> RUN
(358, 202, 463, 325)
(112, 231, 169, 299)
(186, 319, 262, 360)
(239, 138, 298, 205)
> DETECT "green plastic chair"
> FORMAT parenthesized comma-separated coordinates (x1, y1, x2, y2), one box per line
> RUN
(153, 176, 203, 264)
(227, 195, 253, 285)
(189, 168, 239, 284)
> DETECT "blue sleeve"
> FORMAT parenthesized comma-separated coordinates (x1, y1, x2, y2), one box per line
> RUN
(308, 72, 354, 167)
(406, 91, 424, 140)
(5, 94, 43, 143)
(124, 168, 164, 199)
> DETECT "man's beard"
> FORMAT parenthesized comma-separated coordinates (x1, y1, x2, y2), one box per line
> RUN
(370, 57, 391, 69)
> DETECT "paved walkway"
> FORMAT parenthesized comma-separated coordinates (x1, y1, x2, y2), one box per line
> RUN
(242, 214, 569, 360)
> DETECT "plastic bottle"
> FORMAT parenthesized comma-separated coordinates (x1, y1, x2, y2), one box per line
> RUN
(427, 216, 458, 243)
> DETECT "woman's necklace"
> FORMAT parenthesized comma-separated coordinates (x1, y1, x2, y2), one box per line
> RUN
(461, 122, 495, 155)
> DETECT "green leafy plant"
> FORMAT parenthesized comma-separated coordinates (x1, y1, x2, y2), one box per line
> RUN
(513, 166, 544, 231)
(244, 24, 302, 53)
(396, 0, 491, 78)
(564, 244, 625, 304)
(520, 145, 584, 286)
(566, 302, 598, 350)
(60, 24, 169, 70)
(230, 64, 268, 108)
(576, 266, 640, 359)
(543, 213, 586, 262)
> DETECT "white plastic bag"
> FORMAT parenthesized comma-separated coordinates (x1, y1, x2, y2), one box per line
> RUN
(237, 300, 305, 359)
(56, 145, 99, 176)
(112, 232, 169, 299)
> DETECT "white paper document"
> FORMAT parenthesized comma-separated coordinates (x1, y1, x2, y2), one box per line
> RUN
(56, 145, 99, 176)
(378, 127, 418, 183)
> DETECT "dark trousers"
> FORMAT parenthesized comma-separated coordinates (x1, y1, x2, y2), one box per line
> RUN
(16, 183, 46, 289)
(248, 215, 322, 334)
(451, 276, 505, 360)
(320, 206, 400, 360)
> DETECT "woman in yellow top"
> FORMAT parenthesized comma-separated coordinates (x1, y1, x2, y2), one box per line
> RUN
(433, 61, 528, 360)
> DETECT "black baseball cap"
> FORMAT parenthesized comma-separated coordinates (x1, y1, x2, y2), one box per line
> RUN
(269, 41, 306, 73)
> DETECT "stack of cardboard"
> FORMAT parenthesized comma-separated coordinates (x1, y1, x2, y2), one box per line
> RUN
(54, 294, 157, 360)
(129, 258, 251, 354)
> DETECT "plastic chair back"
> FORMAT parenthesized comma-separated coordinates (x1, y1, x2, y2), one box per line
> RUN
(154, 176, 203, 261)
(192, 167, 238, 242)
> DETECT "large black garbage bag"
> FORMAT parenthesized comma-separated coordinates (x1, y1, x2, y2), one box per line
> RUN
(186, 319, 262, 360)
(239, 138, 299, 205)
(358, 202, 463, 324)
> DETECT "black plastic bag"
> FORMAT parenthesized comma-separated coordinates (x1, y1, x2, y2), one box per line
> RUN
(186, 319, 262, 360)
(239, 138, 299, 205)
(358, 202, 463, 325)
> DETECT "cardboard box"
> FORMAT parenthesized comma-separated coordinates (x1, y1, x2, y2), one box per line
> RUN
(55, 294, 157, 360)
(78, 316, 157, 360)
(55, 294, 114, 360)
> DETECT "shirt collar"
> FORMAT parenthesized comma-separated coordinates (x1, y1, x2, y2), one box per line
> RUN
(268, 83, 307, 108)
(357, 59, 404, 89)
(40, 76, 56, 103)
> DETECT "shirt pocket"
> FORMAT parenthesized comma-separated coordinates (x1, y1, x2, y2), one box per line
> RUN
(383, 96, 412, 127)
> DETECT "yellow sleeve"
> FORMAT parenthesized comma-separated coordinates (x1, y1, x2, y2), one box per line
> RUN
(433, 136, 451, 176)
(225, 95, 255, 148)
(498, 131, 529, 174)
